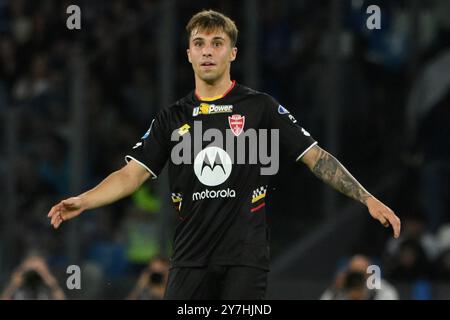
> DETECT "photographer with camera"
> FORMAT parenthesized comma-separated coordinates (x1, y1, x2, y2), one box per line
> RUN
(321, 255, 399, 300)
(127, 256, 169, 300)
(1, 253, 66, 300)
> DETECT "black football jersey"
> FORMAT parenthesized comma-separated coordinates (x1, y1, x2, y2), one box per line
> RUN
(125, 81, 317, 270)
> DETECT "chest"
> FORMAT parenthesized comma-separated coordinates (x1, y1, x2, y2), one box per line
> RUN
(172, 101, 266, 139)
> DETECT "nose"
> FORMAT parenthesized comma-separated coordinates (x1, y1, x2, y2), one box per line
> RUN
(201, 43, 213, 57)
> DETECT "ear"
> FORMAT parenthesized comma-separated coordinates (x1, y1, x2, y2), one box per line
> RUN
(187, 49, 192, 63)
(230, 47, 238, 62)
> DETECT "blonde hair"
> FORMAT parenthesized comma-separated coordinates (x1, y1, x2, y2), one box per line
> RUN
(186, 10, 238, 47)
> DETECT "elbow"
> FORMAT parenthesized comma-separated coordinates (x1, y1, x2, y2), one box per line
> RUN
(301, 144, 323, 171)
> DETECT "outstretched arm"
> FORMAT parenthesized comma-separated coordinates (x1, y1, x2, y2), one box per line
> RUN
(300, 145, 401, 238)
(47, 160, 151, 229)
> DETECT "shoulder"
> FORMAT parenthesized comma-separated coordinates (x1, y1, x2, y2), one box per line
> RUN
(235, 84, 278, 107)
(173, 92, 194, 108)
(154, 95, 191, 119)
(236, 84, 271, 100)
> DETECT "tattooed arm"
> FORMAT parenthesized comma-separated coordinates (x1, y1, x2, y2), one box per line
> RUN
(300, 145, 401, 238)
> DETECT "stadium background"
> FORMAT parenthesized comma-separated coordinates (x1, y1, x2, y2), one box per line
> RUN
(0, 0, 449, 299)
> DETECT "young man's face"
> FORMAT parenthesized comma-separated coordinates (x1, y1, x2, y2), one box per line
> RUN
(187, 28, 237, 84)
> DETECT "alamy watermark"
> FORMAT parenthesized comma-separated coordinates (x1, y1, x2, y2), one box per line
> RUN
(366, 264, 381, 290)
(66, 265, 81, 290)
(66, 5, 81, 30)
(170, 121, 280, 176)
(366, 5, 381, 30)
(61, 264, 381, 292)
(66, 4, 381, 31)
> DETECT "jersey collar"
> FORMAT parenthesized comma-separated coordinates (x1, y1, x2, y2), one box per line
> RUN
(195, 80, 236, 102)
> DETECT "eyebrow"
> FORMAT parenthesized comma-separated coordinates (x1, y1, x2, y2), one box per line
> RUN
(192, 36, 226, 42)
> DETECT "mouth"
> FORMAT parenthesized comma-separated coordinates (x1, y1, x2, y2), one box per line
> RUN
(200, 62, 216, 68)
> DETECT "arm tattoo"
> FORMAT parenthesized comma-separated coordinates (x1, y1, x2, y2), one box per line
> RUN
(311, 148, 371, 205)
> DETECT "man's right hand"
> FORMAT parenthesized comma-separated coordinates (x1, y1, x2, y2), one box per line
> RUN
(47, 161, 152, 230)
(47, 197, 85, 229)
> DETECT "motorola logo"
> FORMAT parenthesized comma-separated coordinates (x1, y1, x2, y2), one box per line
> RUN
(194, 147, 232, 186)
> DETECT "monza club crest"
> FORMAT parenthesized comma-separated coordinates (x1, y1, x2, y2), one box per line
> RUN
(228, 114, 245, 136)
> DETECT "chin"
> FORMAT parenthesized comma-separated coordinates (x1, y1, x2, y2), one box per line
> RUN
(200, 74, 220, 83)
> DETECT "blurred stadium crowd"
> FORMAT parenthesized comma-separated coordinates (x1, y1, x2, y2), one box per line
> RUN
(0, 0, 449, 299)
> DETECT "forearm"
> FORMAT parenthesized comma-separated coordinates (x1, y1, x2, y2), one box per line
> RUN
(1, 282, 20, 300)
(128, 271, 151, 300)
(51, 288, 66, 300)
(308, 147, 372, 205)
(127, 286, 145, 300)
(79, 169, 142, 210)
(301, 145, 401, 237)
(41, 273, 66, 300)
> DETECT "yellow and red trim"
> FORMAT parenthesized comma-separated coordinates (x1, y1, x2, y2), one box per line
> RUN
(195, 80, 236, 101)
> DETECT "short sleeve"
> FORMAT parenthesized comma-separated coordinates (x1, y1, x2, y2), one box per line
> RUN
(125, 109, 171, 178)
(265, 95, 317, 162)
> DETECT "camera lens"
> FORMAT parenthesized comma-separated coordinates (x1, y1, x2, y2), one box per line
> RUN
(150, 272, 164, 285)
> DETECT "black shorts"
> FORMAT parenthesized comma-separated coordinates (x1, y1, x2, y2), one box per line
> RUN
(164, 265, 268, 300)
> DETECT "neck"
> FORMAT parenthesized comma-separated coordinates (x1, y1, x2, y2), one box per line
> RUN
(195, 74, 233, 100)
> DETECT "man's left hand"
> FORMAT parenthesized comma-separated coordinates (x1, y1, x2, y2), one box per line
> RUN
(366, 196, 401, 238)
